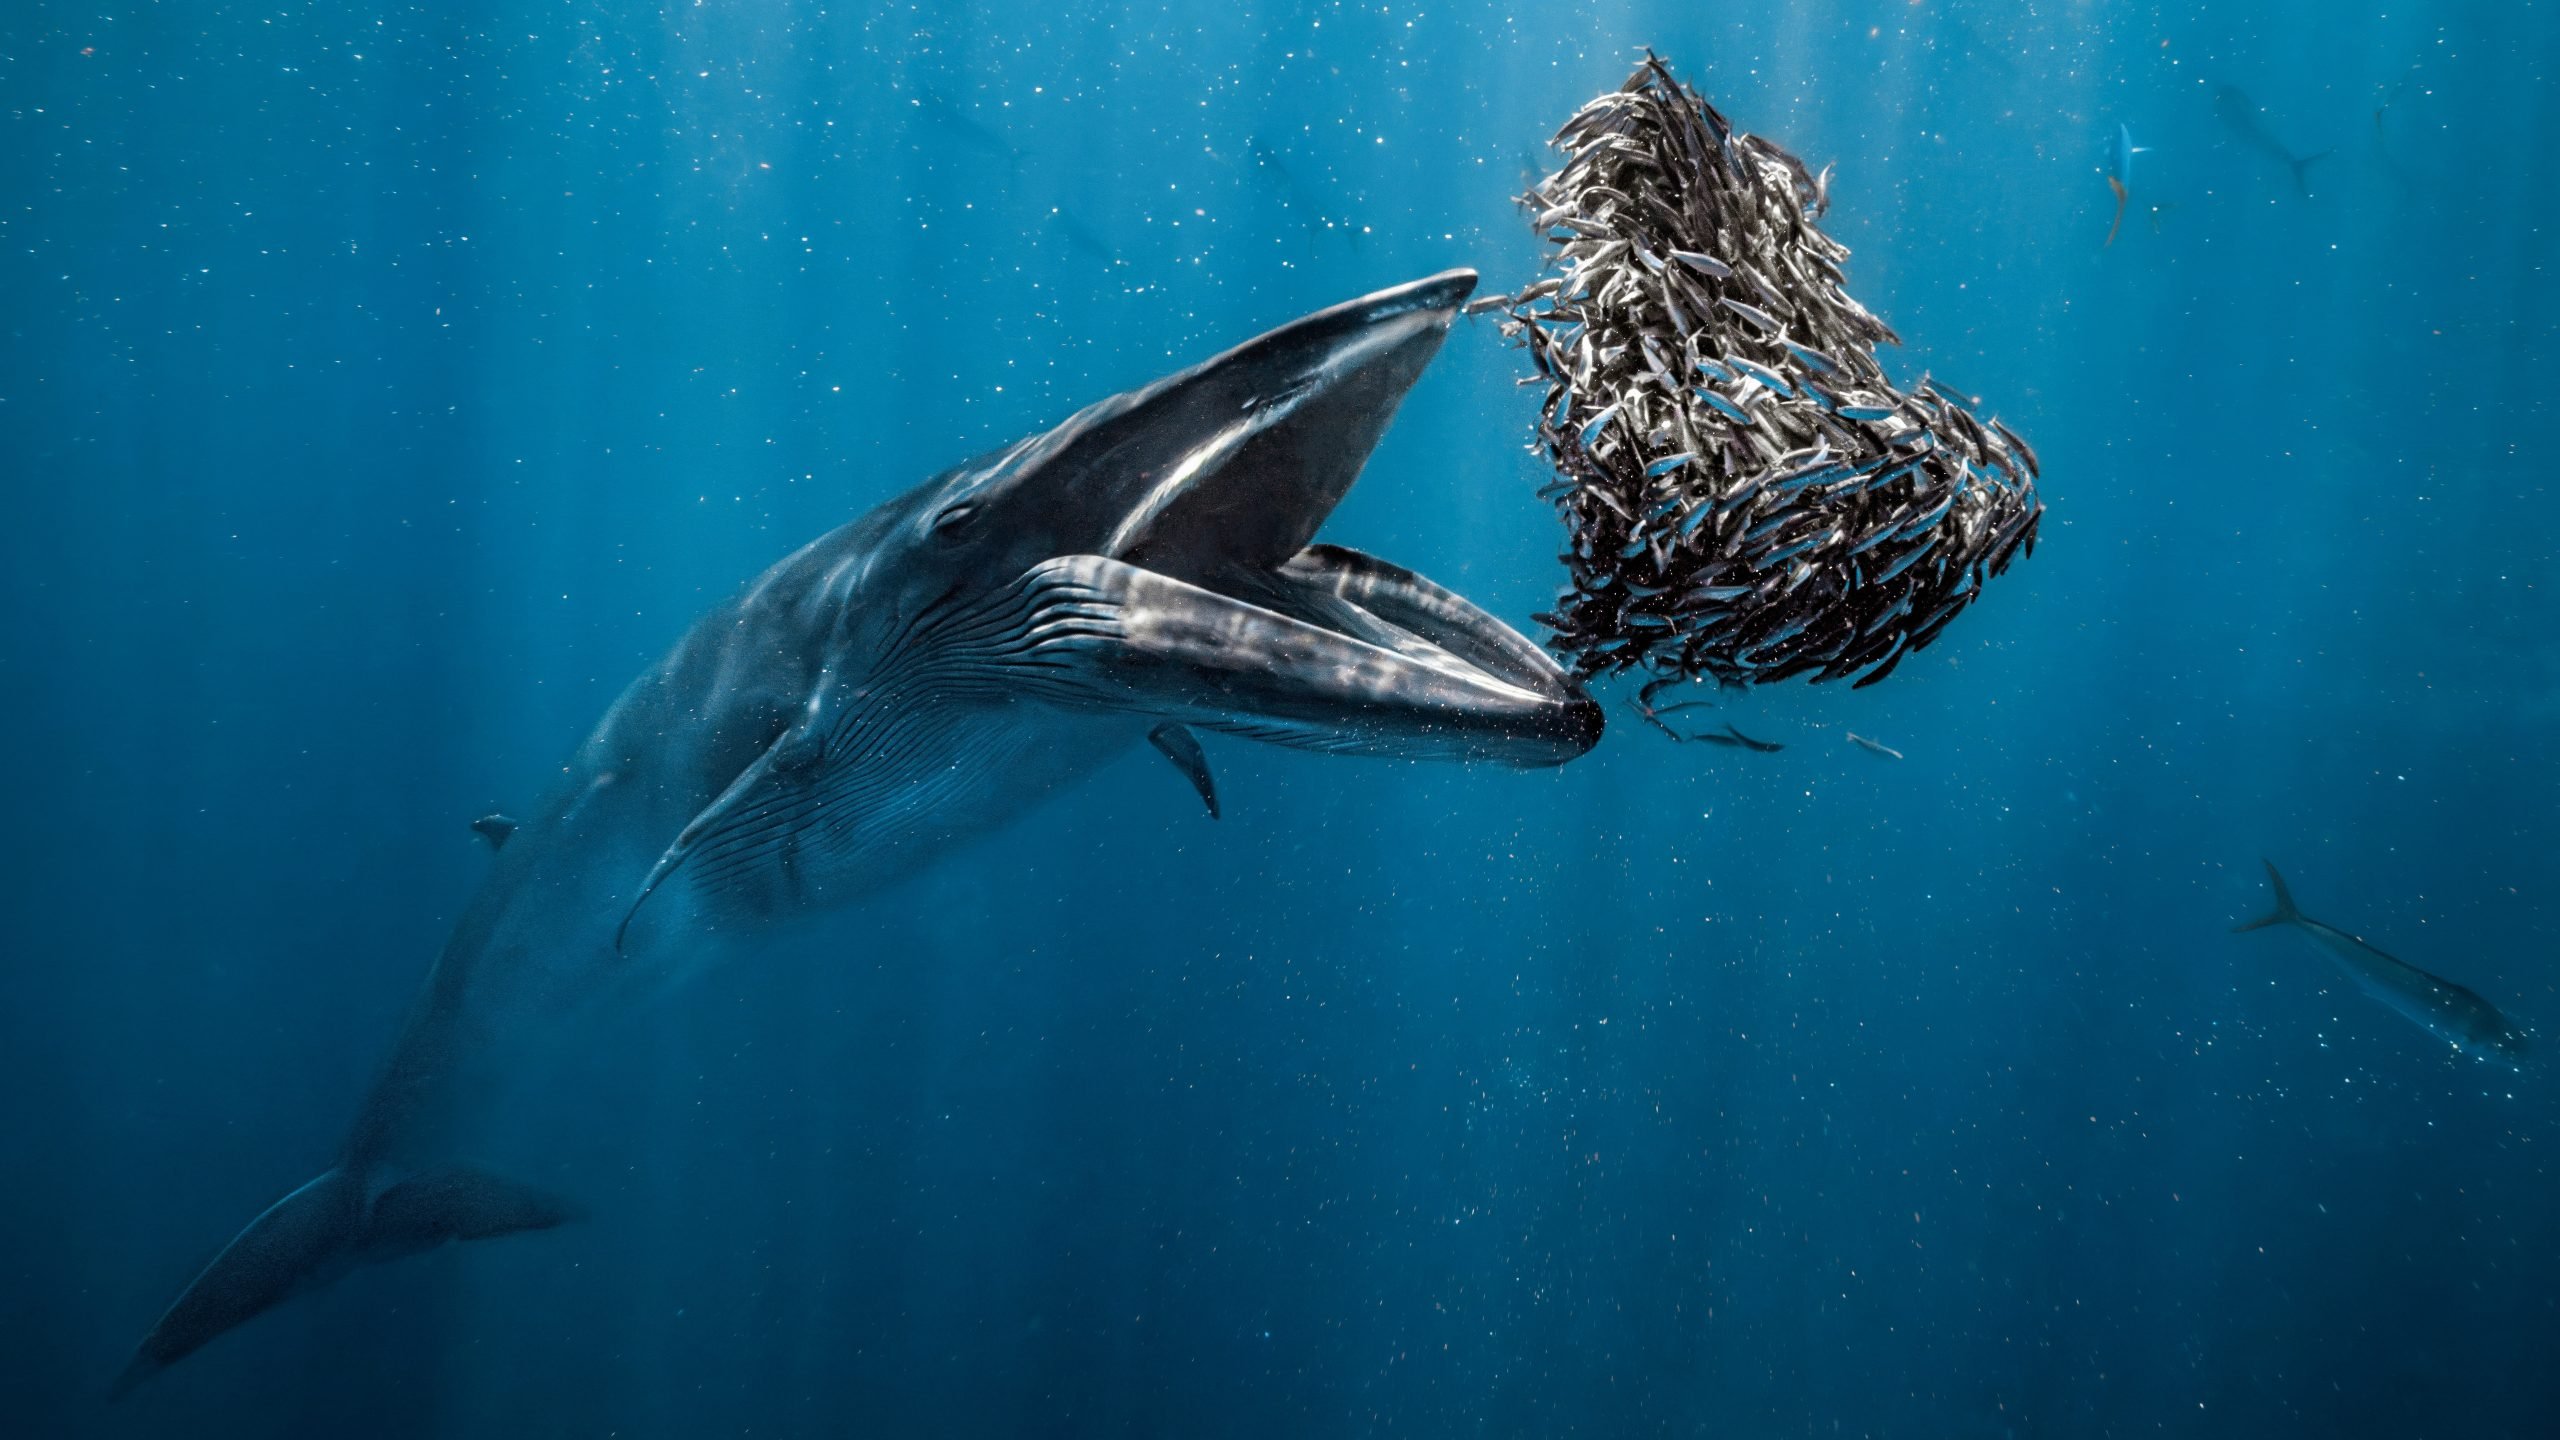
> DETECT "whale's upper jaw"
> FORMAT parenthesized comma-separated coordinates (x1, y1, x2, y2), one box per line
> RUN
(1100, 267, 1482, 579)
(940, 268, 1483, 582)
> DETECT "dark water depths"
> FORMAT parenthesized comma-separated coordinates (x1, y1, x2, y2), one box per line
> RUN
(5, 2, 2555, 1435)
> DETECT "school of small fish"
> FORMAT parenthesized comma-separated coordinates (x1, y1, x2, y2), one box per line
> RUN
(1499, 53, 2044, 691)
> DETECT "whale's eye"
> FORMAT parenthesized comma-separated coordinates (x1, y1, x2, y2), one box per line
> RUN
(929, 500, 980, 540)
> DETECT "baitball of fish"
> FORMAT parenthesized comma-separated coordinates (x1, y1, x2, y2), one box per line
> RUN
(1501, 52, 2044, 691)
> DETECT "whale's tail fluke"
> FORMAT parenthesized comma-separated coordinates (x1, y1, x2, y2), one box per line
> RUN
(114, 1164, 579, 1398)
(2288, 149, 2331, 194)
(2231, 859, 2302, 933)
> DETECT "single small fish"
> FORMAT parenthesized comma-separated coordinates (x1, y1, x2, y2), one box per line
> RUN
(1672, 249, 1732, 279)
(1979, 422, 2035, 480)
(1696, 723, 1785, 753)
(1844, 524, 1897, 558)
(1764, 466, 1843, 497)
(1726, 355, 1794, 394)
(1719, 296, 1781, 333)
(1781, 338, 1843, 375)
(1895, 489, 1957, 539)
(1637, 675, 1700, 708)
(1640, 333, 1673, 379)
(1577, 401, 1622, 448)
(1645, 451, 1696, 477)
(1850, 633, 1909, 689)
(1874, 536, 1940, 582)
(1844, 732, 1903, 760)
(1759, 528, 1834, 568)
(2106, 123, 2149, 247)
(1694, 387, 1753, 424)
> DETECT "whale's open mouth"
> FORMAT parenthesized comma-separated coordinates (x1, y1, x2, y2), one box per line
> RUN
(615, 273, 1603, 953)
(962, 269, 1604, 766)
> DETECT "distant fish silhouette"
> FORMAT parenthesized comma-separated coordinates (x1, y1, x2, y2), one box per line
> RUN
(1046, 205, 1118, 264)
(2212, 85, 2329, 194)
(2105, 123, 2149, 247)
(2371, 53, 2429, 195)
(913, 85, 1025, 185)
(1696, 722, 1784, 754)
(2371, 86, 2422, 197)
(2235, 861, 2529, 1061)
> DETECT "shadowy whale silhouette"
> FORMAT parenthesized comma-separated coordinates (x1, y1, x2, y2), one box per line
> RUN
(118, 269, 1602, 1395)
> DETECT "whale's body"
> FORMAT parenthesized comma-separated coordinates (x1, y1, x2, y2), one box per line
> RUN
(120, 270, 1602, 1394)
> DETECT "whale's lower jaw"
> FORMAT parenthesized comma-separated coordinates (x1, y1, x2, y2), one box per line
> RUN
(622, 541, 1598, 945)
(1006, 552, 1601, 766)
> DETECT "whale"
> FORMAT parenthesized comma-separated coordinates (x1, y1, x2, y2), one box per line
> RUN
(117, 268, 1602, 1394)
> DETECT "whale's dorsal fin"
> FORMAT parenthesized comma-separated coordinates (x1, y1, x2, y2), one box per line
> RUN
(1147, 722, 1219, 819)
(471, 814, 520, 850)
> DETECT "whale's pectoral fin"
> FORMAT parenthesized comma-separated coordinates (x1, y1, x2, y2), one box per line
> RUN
(615, 715, 825, 953)
(1016, 555, 1601, 768)
(471, 813, 520, 850)
(363, 1165, 583, 1261)
(1147, 722, 1219, 818)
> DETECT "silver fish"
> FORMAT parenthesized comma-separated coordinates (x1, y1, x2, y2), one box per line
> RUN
(1673, 248, 1733, 278)
(1844, 731, 1903, 760)
(1719, 296, 1781, 333)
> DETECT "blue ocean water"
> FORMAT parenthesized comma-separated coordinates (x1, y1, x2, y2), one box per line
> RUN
(4, 2, 2555, 1435)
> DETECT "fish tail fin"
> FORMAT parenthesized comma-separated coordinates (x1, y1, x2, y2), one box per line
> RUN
(2231, 859, 2302, 933)
(2105, 175, 2127, 247)
(2289, 149, 2331, 194)
(115, 1164, 579, 1398)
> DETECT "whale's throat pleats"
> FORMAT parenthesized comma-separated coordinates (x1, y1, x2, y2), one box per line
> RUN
(617, 579, 1137, 947)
